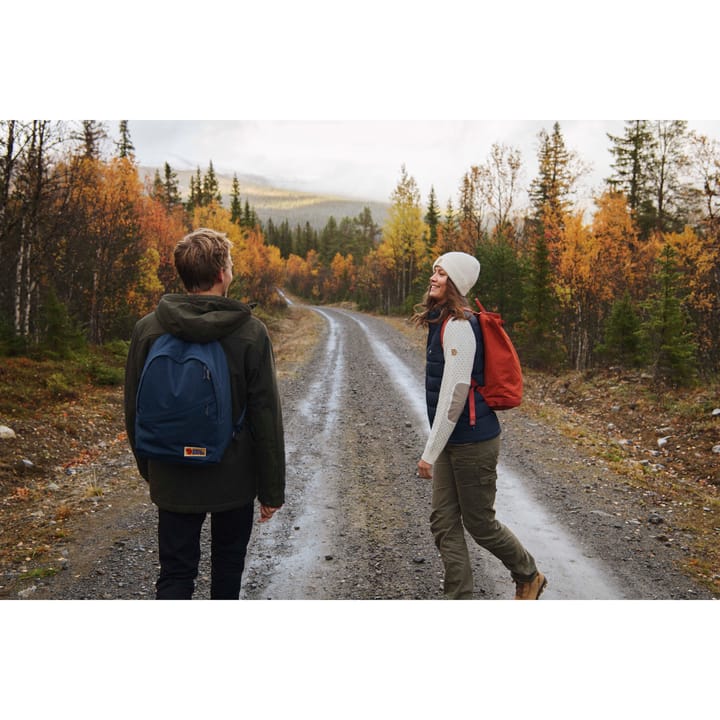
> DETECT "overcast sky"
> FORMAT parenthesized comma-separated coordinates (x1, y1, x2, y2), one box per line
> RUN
(7, 4, 718, 213)
(125, 119, 720, 209)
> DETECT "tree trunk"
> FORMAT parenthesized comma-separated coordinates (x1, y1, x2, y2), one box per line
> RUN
(14, 225, 25, 335)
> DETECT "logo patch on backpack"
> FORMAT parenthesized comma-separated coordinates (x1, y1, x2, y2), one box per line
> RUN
(134, 334, 241, 465)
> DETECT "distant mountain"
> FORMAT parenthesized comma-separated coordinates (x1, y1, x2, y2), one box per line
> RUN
(138, 166, 390, 230)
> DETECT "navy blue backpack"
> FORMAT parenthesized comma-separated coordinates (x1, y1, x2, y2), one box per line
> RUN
(134, 334, 243, 465)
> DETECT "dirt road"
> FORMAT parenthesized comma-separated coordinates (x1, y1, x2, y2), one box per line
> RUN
(25, 305, 716, 600)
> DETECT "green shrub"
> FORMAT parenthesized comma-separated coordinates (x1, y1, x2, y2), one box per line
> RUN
(88, 360, 124, 386)
(45, 372, 80, 399)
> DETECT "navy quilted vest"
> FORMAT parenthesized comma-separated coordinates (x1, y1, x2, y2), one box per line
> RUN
(425, 312, 501, 444)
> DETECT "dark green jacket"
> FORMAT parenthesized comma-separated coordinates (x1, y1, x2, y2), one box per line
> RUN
(124, 294, 285, 513)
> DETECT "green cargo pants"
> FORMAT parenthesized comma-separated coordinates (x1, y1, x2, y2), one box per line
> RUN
(430, 436, 538, 599)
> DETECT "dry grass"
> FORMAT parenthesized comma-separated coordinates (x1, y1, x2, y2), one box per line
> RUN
(522, 369, 720, 592)
(264, 303, 325, 381)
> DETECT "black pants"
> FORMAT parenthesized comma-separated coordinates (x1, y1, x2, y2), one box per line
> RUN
(156, 504, 254, 599)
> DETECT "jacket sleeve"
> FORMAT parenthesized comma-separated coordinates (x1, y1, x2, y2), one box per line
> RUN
(421, 318, 476, 465)
(123, 323, 151, 481)
(245, 328, 286, 507)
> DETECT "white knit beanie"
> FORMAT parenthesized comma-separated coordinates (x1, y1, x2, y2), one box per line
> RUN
(433, 252, 480, 296)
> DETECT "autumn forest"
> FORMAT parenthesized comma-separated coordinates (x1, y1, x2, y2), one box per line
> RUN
(1, 119, 719, 385)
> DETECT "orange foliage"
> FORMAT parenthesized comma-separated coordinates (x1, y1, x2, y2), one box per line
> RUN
(325, 252, 357, 299)
(137, 195, 187, 292)
(232, 228, 285, 307)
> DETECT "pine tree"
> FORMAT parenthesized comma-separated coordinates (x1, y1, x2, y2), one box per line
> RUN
(202, 161, 222, 205)
(435, 198, 459, 255)
(476, 228, 523, 326)
(424, 186, 440, 249)
(116, 120, 135, 159)
(276, 219, 292, 258)
(242, 199, 257, 228)
(354, 206, 380, 256)
(606, 120, 657, 238)
(151, 169, 164, 200)
(651, 120, 691, 234)
(596, 291, 644, 367)
(639, 243, 697, 385)
(319, 216, 339, 264)
(162, 162, 181, 210)
(456, 169, 484, 253)
(230, 173, 242, 224)
(528, 122, 576, 227)
(186, 167, 203, 213)
(72, 120, 108, 159)
(515, 211, 564, 370)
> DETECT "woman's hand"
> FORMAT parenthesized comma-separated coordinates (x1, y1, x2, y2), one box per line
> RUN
(417, 459, 433, 479)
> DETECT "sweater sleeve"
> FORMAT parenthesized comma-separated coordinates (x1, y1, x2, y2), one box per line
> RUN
(421, 318, 476, 465)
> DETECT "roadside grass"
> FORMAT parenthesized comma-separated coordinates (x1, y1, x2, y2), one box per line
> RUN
(0, 343, 129, 589)
(521, 369, 720, 593)
(0, 344, 127, 421)
(257, 302, 325, 381)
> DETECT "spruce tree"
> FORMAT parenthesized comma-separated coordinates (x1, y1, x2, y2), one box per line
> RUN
(72, 120, 108, 159)
(528, 122, 575, 227)
(639, 243, 697, 385)
(606, 120, 657, 238)
(151, 169, 164, 200)
(516, 223, 564, 370)
(354, 206, 380, 256)
(202, 161, 222, 205)
(596, 291, 644, 367)
(424, 186, 440, 249)
(116, 120, 135, 159)
(186, 167, 203, 213)
(162, 162, 181, 210)
(230, 173, 242, 224)
(475, 229, 523, 327)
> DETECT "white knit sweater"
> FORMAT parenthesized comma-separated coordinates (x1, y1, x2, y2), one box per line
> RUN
(421, 318, 476, 465)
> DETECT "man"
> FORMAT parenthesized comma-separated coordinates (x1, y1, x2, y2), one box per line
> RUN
(124, 228, 285, 599)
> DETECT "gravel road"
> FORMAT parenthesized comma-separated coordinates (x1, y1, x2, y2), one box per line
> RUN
(26, 305, 716, 601)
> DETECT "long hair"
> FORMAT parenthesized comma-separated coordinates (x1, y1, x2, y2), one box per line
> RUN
(411, 276, 469, 328)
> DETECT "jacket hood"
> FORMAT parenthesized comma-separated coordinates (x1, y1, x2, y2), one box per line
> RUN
(155, 294, 252, 342)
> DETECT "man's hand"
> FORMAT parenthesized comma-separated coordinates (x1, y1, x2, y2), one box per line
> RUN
(417, 459, 433, 479)
(259, 504, 281, 523)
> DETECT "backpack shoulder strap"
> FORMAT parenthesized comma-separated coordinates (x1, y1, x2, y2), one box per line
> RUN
(439, 307, 474, 347)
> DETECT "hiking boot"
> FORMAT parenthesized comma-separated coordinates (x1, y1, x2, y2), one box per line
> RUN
(514, 572, 547, 600)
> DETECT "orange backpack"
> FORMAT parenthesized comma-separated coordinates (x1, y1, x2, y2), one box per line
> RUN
(440, 299, 523, 417)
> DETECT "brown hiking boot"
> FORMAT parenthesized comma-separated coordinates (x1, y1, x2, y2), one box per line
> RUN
(514, 572, 547, 600)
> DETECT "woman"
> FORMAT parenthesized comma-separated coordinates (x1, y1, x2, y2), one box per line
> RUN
(413, 251, 547, 600)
